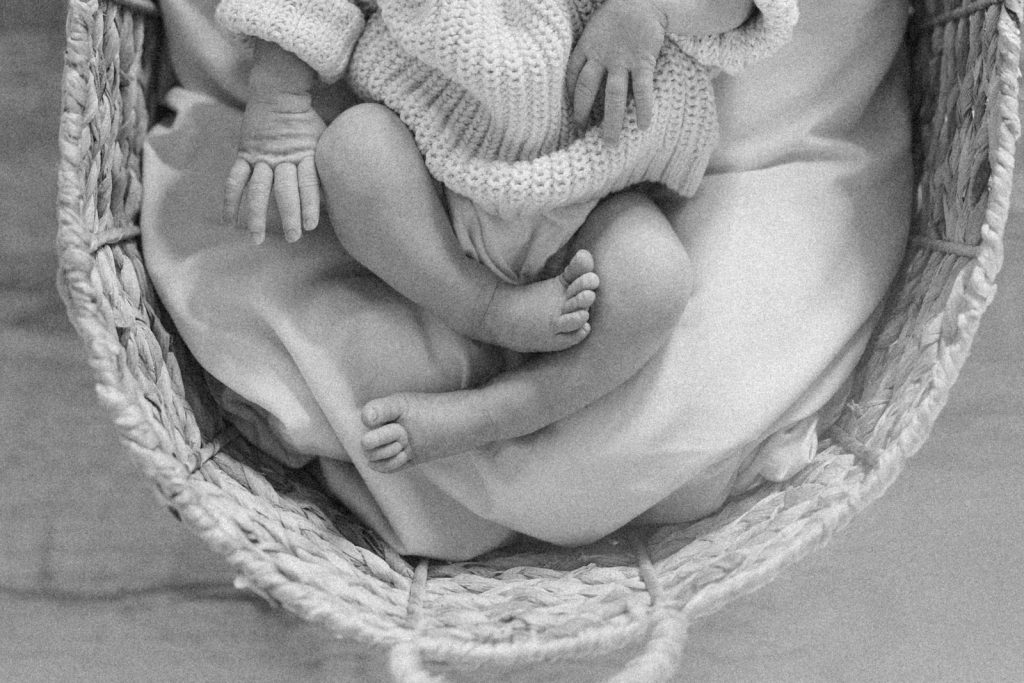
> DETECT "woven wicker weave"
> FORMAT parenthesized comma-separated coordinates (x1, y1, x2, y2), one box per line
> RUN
(56, 0, 1022, 680)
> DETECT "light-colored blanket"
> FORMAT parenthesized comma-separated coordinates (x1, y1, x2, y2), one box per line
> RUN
(142, 0, 912, 559)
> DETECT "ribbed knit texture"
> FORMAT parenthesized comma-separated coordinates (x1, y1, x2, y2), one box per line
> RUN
(219, 0, 799, 215)
(669, 1, 799, 74)
(216, 0, 368, 83)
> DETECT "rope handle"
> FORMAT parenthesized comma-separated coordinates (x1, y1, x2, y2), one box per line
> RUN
(605, 611, 689, 683)
(602, 531, 690, 682)
(386, 611, 690, 683)
(389, 559, 445, 682)
(388, 641, 448, 683)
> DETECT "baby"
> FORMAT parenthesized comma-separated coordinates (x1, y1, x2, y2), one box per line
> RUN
(219, 0, 797, 472)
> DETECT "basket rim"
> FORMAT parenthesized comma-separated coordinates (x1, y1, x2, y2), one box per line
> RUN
(53, 0, 1023, 676)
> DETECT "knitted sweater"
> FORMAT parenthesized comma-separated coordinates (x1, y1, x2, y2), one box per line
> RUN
(217, 0, 799, 215)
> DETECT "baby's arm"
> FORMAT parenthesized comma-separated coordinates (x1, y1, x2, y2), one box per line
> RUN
(224, 40, 325, 244)
(654, 0, 756, 34)
(216, 0, 368, 242)
(568, 0, 755, 143)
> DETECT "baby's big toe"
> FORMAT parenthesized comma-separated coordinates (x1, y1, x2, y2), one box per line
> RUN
(564, 249, 595, 279)
(361, 394, 407, 428)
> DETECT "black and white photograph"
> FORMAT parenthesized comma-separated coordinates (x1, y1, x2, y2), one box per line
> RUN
(2, 0, 1022, 680)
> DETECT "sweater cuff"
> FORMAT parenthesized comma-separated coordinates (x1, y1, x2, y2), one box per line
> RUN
(669, 0, 799, 75)
(216, 0, 366, 83)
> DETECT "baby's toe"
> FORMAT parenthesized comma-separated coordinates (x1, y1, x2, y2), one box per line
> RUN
(361, 394, 407, 428)
(366, 441, 406, 464)
(368, 449, 411, 473)
(567, 249, 595, 274)
(554, 309, 590, 333)
(566, 272, 600, 298)
(361, 422, 407, 450)
(560, 249, 595, 284)
(556, 322, 591, 346)
(562, 289, 596, 313)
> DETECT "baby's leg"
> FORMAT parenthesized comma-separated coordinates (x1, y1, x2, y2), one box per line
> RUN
(360, 191, 692, 472)
(315, 103, 598, 352)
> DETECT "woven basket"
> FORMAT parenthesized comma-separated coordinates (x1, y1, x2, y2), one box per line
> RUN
(56, 0, 1022, 680)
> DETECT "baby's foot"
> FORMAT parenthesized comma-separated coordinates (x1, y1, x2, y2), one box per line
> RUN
(359, 391, 498, 473)
(478, 249, 599, 352)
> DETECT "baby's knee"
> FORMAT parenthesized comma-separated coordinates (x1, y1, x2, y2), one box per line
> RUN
(640, 241, 693, 334)
(582, 192, 693, 326)
(315, 103, 405, 180)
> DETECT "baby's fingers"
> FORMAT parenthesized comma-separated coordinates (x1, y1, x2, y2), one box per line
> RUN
(298, 157, 320, 232)
(566, 46, 587, 107)
(224, 158, 252, 226)
(631, 65, 655, 130)
(273, 164, 302, 242)
(245, 162, 273, 245)
(601, 69, 628, 145)
(573, 59, 606, 127)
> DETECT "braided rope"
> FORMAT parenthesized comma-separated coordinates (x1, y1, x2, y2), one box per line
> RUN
(603, 532, 689, 683)
(54, 0, 1022, 681)
(922, 0, 1006, 27)
(827, 425, 885, 468)
(89, 223, 142, 252)
(388, 561, 446, 683)
(910, 234, 985, 257)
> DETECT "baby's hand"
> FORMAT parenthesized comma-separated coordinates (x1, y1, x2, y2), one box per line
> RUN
(224, 93, 325, 244)
(567, 0, 666, 145)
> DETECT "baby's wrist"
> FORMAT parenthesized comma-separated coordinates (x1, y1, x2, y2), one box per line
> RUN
(248, 39, 317, 100)
(246, 91, 314, 115)
(652, 0, 755, 36)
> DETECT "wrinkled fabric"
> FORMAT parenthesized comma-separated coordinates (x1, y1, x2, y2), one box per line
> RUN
(142, 0, 912, 559)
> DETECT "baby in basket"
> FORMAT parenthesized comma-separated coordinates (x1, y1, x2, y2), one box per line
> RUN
(218, 0, 799, 473)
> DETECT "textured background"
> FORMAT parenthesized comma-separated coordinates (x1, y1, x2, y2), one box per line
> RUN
(1, 6, 1022, 682)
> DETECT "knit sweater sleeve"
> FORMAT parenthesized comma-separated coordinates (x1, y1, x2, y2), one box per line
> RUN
(215, 0, 372, 83)
(669, 0, 799, 74)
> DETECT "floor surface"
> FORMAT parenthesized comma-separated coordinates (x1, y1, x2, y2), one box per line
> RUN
(1, 24, 1022, 683)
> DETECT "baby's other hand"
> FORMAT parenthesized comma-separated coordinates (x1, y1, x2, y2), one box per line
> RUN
(224, 94, 325, 245)
(567, 0, 665, 144)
